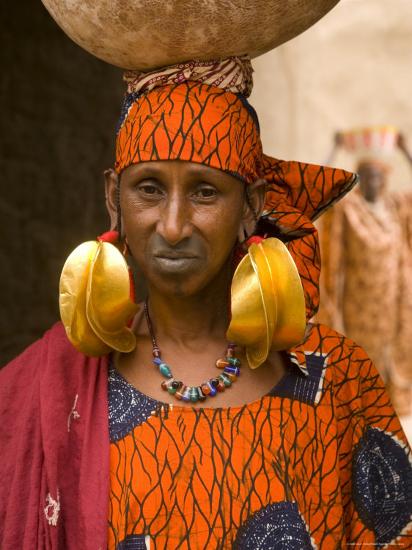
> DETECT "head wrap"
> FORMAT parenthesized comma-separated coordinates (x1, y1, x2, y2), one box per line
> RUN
(115, 56, 258, 180)
(115, 57, 357, 319)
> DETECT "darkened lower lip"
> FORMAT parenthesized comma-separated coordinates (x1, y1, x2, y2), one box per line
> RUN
(155, 255, 197, 260)
(153, 256, 199, 273)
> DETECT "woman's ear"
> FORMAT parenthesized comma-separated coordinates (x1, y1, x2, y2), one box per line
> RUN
(104, 168, 120, 231)
(239, 178, 267, 240)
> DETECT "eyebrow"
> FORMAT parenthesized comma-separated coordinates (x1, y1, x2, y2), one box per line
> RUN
(122, 164, 163, 180)
(122, 162, 222, 183)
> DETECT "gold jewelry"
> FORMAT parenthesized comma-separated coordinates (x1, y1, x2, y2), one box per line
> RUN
(227, 237, 306, 369)
(59, 231, 138, 356)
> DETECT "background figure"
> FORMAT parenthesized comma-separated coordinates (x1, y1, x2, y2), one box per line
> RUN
(318, 128, 412, 415)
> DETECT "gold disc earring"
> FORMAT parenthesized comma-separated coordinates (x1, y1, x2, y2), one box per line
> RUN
(227, 237, 306, 369)
(59, 231, 138, 356)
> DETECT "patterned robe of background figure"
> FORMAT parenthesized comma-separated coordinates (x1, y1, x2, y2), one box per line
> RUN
(318, 186, 412, 416)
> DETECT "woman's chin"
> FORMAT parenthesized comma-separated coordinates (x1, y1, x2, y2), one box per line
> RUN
(146, 268, 209, 297)
(143, 254, 232, 298)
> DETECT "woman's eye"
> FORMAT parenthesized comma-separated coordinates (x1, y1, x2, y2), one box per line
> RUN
(195, 187, 217, 199)
(137, 183, 162, 196)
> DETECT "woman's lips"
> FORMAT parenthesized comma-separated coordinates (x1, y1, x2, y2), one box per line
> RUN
(153, 255, 199, 273)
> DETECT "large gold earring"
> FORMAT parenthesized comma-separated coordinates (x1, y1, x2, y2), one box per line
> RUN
(59, 231, 138, 356)
(227, 237, 306, 369)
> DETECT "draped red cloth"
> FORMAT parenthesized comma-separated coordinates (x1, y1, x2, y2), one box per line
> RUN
(0, 323, 109, 550)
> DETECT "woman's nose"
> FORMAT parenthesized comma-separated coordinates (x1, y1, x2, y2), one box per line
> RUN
(156, 196, 193, 246)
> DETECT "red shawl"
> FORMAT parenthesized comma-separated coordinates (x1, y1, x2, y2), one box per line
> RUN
(0, 323, 109, 550)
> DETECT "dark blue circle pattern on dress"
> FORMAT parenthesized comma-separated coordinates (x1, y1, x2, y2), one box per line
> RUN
(117, 534, 148, 550)
(233, 501, 314, 550)
(108, 366, 160, 443)
(352, 426, 412, 545)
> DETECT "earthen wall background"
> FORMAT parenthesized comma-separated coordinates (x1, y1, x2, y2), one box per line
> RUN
(251, 0, 412, 189)
(0, 2, 123, 363)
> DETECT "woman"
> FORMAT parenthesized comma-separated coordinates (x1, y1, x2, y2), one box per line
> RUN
(1, 58, 411, 550)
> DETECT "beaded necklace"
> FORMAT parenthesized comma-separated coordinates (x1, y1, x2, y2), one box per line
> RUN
(144, 301, 241, 403)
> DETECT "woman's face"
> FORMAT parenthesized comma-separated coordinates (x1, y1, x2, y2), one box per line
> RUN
(116, 160, 250, 297)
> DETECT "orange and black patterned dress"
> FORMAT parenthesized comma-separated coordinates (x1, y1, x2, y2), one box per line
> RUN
(107, 323, 412, 549)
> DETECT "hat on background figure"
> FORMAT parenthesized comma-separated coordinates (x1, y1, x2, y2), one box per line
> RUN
(339, 126, 399, 170)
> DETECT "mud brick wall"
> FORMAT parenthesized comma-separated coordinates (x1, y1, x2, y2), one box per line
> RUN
(0, 2, 124, 364)
(251, 0, 412, 188)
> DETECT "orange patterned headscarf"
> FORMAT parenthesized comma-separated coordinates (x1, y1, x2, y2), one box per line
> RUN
(115, 57, 357, 318)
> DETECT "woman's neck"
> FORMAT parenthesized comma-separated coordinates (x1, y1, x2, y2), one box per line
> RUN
(145, 277, 230, 347)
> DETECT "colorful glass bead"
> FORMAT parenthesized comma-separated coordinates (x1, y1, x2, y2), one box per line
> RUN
(216, 379, 226, 392)
(227, 357, 240, 367)
(161, 378, 175, 391)
(219, 373, 232, 387)
(153, 357, 163, 366)
(189, 387, 199, 403)
(223, 365, 240, 377)
(175, 385, 186, 400)
(163, 380, 181, 394)
(206, 381, 217, 397)
(182, 387, 192, 402)
(197, 387, 207, 402)
(227, 345, 236, 358)
(215, 358, 230, 369)
(159, 363, 172, 378)
(224, 372, 237, 382)
(201, 383, 211, 395)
